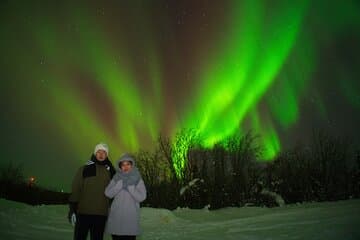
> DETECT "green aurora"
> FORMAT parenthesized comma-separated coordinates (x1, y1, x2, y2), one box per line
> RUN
(1, 0, 359, 184)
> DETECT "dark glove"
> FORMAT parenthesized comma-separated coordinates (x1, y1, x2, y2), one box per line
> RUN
(127, 174, 140, 186)
(112, 172, 121, 182)
(68, 202, 78, 226)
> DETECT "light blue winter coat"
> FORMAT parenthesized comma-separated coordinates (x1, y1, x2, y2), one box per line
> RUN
(105, 155, 147, 236)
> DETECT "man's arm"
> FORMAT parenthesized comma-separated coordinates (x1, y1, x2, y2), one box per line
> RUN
(67, 167, 83, 224)
(69, 167, 83, 203)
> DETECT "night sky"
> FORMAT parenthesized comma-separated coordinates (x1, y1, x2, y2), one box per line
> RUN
(1, 0, 359, 190)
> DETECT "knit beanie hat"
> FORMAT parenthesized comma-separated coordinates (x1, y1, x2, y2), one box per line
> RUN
(94, 143, 109, 155)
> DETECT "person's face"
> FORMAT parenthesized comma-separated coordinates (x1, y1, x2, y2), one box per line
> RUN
(95, 150, 107, 161)
(120, 161, 133, 173)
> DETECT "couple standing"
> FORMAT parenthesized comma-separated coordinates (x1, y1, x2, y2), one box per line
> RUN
(68, 143, 147, 240)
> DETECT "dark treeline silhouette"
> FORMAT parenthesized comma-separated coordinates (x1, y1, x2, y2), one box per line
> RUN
(1, 130, 359, 209)
(136, 130, 360, 209)
(0, 163, 69, 205)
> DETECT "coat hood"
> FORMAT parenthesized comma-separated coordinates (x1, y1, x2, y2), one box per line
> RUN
(116, 153, 136, 170)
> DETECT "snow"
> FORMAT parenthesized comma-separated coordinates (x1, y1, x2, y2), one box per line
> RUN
(0, 198, 359, 240)
(180, 178, 201, 195)
(260, 188, 285, 207)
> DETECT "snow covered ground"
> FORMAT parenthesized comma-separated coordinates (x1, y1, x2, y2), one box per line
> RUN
(0, 198, 359, 240)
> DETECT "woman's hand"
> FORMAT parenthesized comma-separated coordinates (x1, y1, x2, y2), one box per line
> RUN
(127, 174, 140, 186)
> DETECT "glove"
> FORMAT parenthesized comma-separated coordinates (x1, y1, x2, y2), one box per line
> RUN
(70, 213, 76, 226)
(127, 174, 140, 186)
(68, 202, 77, 226)
(112, 173, 121, 182)
(114, 179, 124, 190)
(122, 178, 128, 189)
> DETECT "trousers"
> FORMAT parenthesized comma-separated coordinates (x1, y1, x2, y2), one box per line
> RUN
(74, 214, 107, 240)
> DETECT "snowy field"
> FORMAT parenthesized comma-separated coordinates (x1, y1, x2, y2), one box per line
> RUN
(0, 198, 359, 240)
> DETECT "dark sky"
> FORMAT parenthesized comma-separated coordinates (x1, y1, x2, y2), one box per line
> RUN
(0, 0, 359, 190)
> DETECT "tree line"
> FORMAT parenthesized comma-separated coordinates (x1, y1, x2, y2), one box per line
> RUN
(136, 130, 360, 209)
(1, 129, 359, 209)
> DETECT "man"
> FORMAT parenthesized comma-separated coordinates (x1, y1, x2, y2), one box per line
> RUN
(68, 143, 116, 240)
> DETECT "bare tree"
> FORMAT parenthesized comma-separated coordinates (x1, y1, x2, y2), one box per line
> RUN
(311, 130, 351, 200)
(158, 134, 177, 181)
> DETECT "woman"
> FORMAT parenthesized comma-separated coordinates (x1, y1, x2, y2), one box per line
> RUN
(105, 153, 147, 240)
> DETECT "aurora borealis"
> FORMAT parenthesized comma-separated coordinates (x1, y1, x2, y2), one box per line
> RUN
(1, 0, 359, 188)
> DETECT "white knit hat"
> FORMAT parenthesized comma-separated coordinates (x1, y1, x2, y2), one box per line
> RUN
(94, 143, 109, 155)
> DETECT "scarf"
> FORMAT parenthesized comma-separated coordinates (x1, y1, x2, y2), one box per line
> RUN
(83, 154, 116, 178)
(113, 167, 141, 187)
